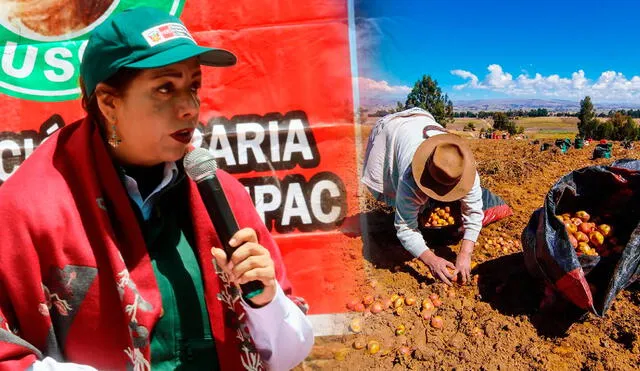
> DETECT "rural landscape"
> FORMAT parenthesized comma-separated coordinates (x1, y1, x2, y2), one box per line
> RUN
(293, 1, 640, 369)
(294, 59, 640, 369)
(296, 108, 640, 370)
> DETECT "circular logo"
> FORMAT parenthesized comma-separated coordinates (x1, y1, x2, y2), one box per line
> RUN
(0, 0, 186, 102)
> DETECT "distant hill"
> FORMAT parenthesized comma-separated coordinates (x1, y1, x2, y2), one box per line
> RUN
(454, 99, 579, 112)
(362, 98, 640, 113)
(453, 99, 640, 113)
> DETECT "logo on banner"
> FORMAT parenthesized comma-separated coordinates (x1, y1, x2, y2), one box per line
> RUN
(0, 0, 186, 102)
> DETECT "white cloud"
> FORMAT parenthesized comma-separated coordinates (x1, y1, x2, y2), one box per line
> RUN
(358, 77, 412, 106)
(486, 64, 514, 89)
(358, 77, 411, 94)
(451, 69, 479, 89)
(450, 64, 640, 102)
(572, 70, 587, 90)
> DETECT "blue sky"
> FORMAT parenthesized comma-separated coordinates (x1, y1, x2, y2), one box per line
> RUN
(355, 0, 640, 104)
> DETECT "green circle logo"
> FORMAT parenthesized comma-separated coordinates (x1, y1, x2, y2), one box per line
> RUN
(0, 0, 186, 102)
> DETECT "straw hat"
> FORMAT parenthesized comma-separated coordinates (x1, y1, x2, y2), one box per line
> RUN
(411, 134, 476, 202)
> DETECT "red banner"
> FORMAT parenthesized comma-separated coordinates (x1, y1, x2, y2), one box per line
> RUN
(0, 0, 360, 315)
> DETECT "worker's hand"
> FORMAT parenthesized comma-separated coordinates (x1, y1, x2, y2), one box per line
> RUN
(455, 239, 475, 284)
(211, 228, 277, 307)
(419, 250, 456, 286)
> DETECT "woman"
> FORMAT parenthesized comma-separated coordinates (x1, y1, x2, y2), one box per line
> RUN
(0, 7, 313, 371)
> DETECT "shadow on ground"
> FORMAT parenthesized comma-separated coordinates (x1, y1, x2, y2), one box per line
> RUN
(350, 208, 593, 338)
(475, 253, 588, 338)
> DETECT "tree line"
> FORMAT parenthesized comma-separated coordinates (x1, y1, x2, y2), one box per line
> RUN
(454, 108, 640, 119)
(577, 96, 640, 140)
(454, 108, 550, 118)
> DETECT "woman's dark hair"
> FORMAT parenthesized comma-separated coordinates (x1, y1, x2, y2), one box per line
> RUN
(79, 68, 142, 125)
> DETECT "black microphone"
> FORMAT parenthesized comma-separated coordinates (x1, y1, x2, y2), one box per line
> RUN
(183, 148, 264, 299)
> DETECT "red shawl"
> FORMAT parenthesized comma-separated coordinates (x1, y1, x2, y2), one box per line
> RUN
(0, 118, 302, 370)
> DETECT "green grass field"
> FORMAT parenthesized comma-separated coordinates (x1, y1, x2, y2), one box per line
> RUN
(364, 112, 640, 142)
(451, 116, 579, 138)
(451, 118, 492, 130)
(515, 116, 578, 129)
(528, 131, 577, 140)
(514, 117, 578, 139)
(367, 115, 583, 139)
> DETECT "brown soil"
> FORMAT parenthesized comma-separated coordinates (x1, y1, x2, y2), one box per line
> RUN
(297, 139, 640, 370)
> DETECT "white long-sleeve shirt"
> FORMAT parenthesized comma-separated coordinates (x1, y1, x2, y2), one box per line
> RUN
(31, 162, 313, 371)
(361, 108, 484, 258)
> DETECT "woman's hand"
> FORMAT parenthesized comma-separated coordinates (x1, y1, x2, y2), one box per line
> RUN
(211, 228, 277, 307)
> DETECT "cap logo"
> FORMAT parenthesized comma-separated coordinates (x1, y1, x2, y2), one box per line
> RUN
(142, 22, 195, 47)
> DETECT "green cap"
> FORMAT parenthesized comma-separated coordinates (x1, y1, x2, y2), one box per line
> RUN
(80, 7, 236, 95)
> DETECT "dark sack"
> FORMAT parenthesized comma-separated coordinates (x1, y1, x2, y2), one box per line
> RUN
(522, 159, 640, 316)
(593, 143, 612, 159)
(555, 138, 571, 153)
(419, 188, 513, 246)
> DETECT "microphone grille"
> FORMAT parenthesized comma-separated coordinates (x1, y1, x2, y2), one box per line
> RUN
(183, 148, 218, 182)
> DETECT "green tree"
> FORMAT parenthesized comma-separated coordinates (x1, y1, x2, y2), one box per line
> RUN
(492, 112, 518, 134)
(619, 116, 639, 140)
(584, 119, 599, 139)
(405, 75, 454, 127)
(577, 96, 597, 137)
(394, 101, 405, 113)
(595, 121, 614, 140)
(608, 112, 627, 140)
(492, 112, 508, 130)
(606, 112, 639, 140)
(527, 108, 548, 117)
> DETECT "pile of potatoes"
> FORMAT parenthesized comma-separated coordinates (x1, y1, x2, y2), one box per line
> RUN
(557, 211, 624, 257)
(423, 206, 456, 228)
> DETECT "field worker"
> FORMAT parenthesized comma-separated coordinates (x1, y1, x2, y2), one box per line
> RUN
(361, 108, 483, 285)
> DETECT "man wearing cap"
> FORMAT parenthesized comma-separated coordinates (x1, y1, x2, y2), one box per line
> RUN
(362, 108, 483, 285)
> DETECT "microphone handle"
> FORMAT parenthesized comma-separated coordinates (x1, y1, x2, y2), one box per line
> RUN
(197, 177, 265, 300)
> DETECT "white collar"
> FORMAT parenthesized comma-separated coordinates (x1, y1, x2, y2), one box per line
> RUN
(122, 162, 179, 220)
